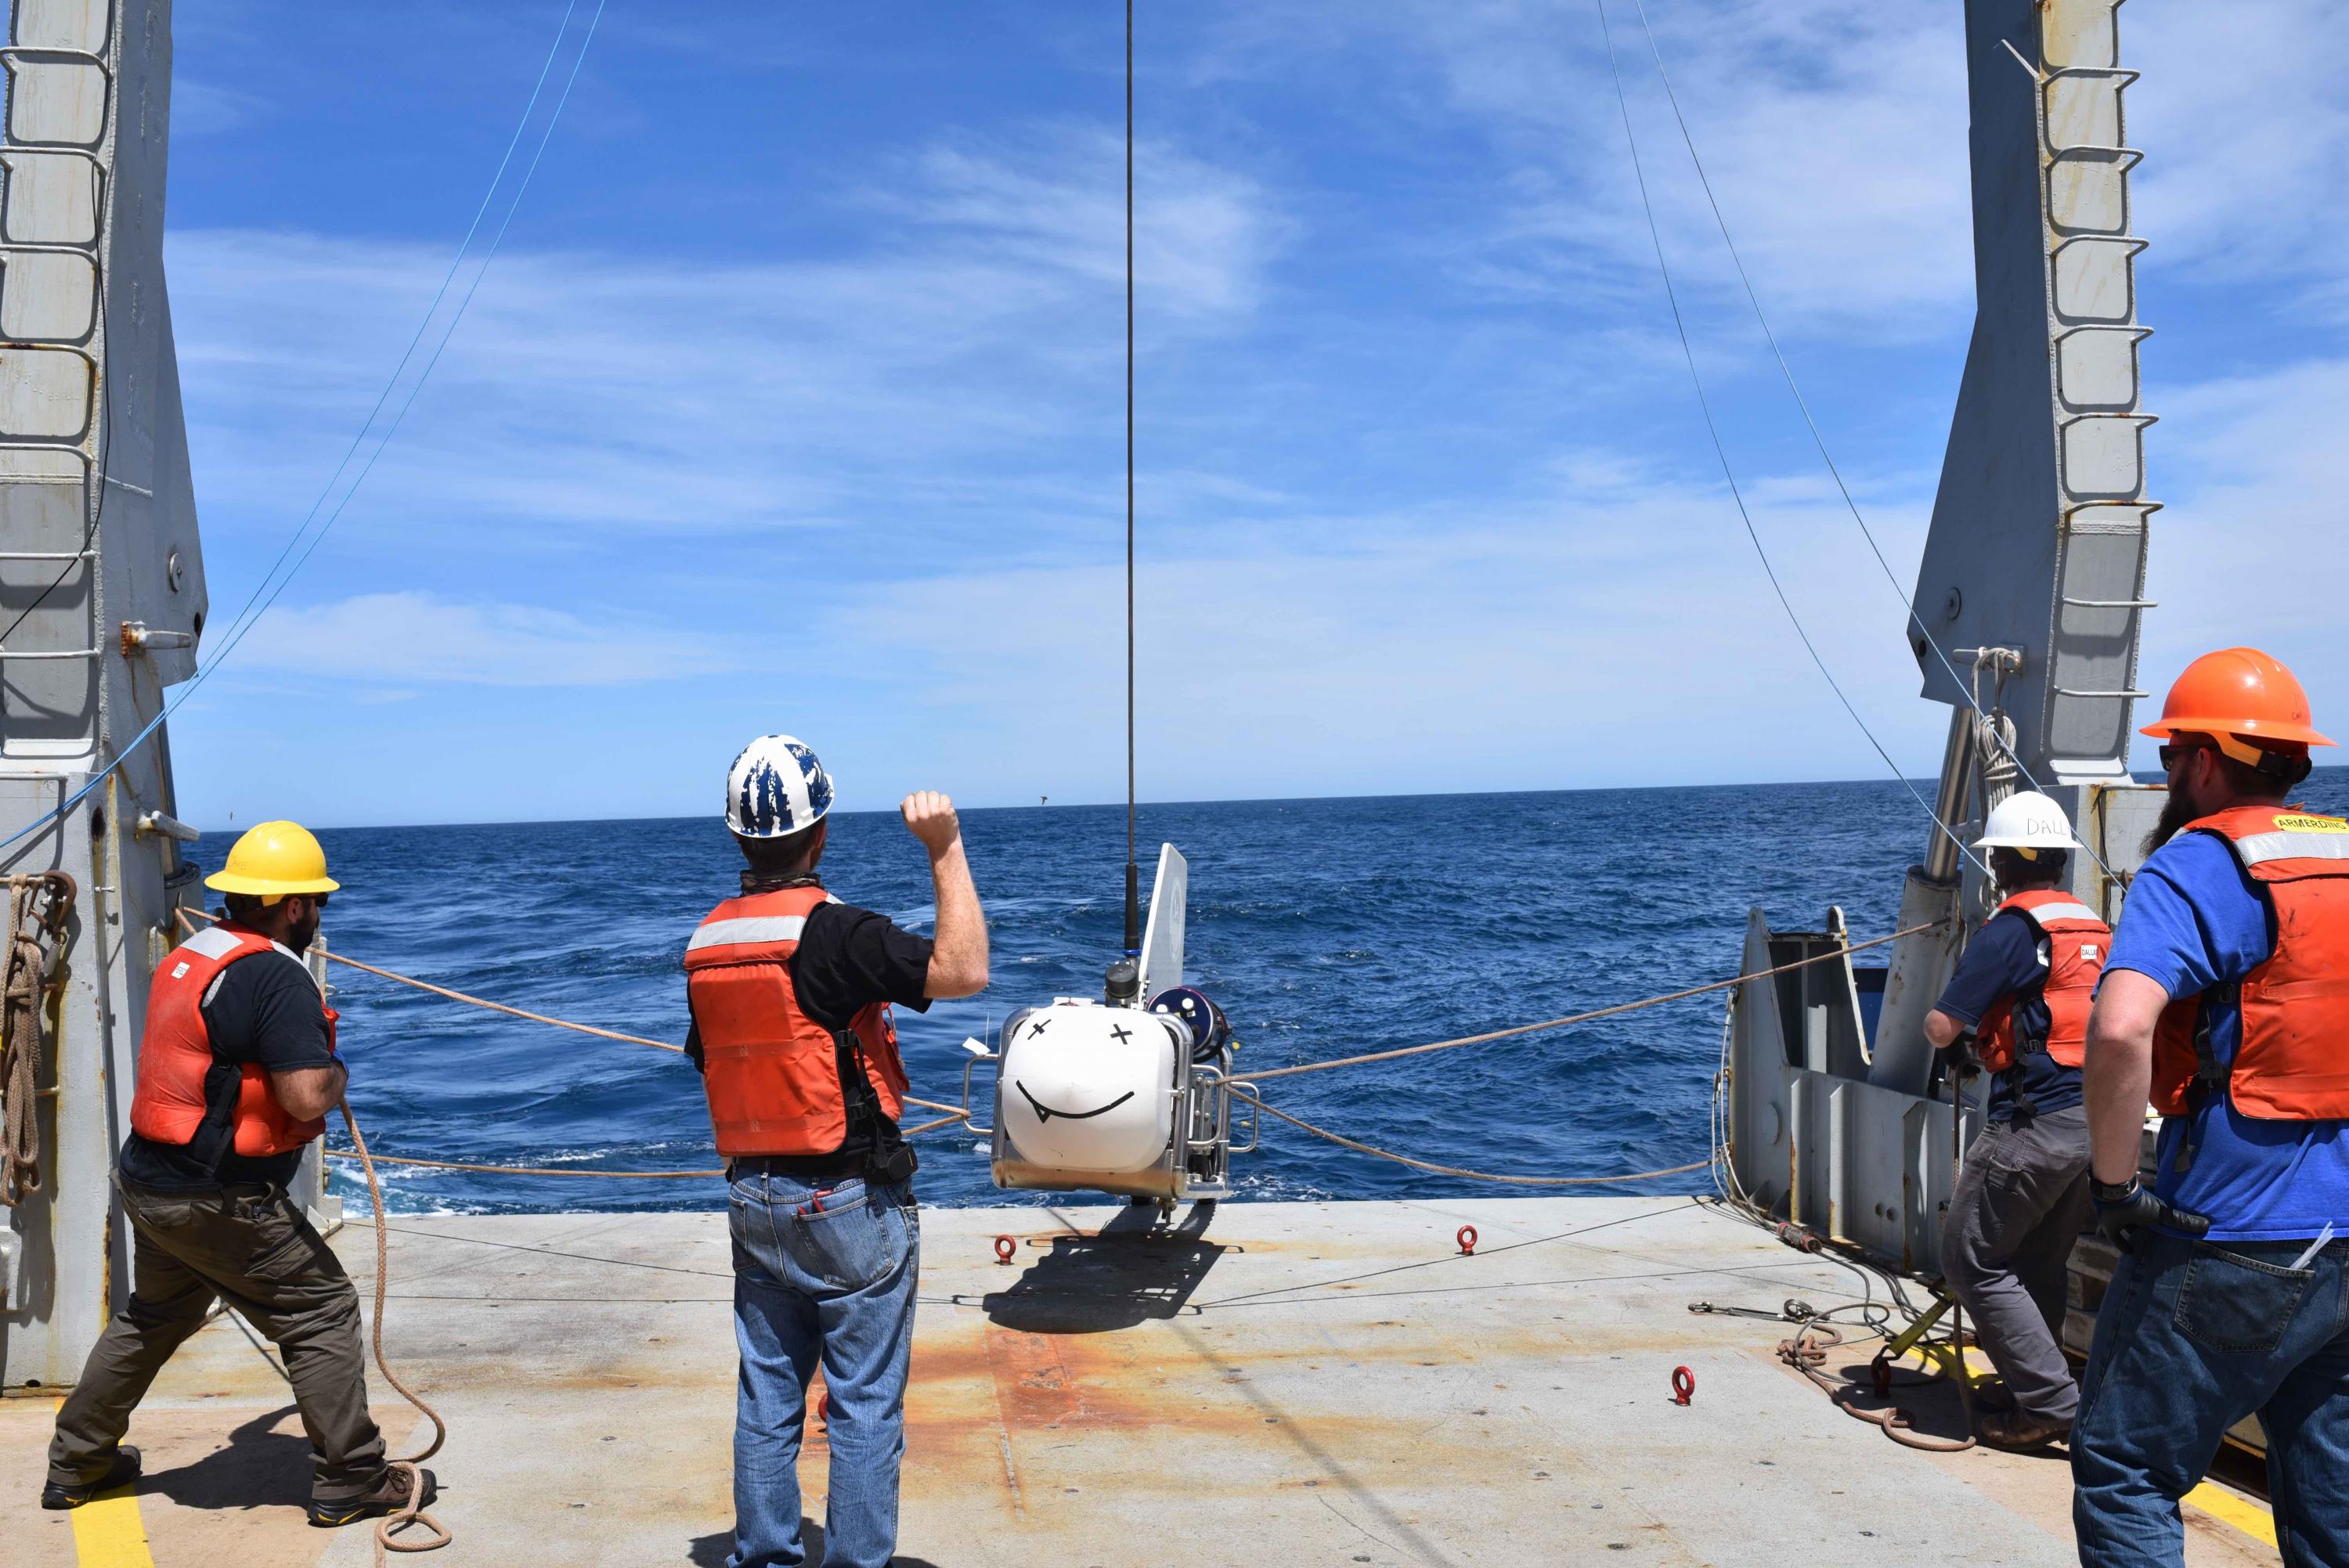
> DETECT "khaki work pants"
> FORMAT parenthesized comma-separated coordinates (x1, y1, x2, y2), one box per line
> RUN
(47, 1175, 386, 1502)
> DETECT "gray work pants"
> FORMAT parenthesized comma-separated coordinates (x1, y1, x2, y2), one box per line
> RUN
(48, 1175, 387, 1502)
(1941, 1103, 2094, 1425)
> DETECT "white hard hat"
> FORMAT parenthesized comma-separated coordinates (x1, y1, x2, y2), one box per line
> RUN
(724, 734, 834, 838)
(1975, 790, 2077, 852)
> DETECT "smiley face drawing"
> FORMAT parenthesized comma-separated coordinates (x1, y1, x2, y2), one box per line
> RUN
(997, 1005, 1178, 1173)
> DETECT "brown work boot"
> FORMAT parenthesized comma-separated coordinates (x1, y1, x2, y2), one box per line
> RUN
(308, 1465, 438, 1528)
(1980, 1408, 2069, 1451)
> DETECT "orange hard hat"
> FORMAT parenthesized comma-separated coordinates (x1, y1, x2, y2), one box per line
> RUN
(2141, 647, 2336, 748)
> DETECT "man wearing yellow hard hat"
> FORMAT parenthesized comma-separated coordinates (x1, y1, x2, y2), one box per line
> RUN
(43, 823, 435, 1528)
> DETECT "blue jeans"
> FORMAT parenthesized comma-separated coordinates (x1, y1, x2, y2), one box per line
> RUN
(727, 1169, 920, 1568)
(2073, 1231, 2349, 1566)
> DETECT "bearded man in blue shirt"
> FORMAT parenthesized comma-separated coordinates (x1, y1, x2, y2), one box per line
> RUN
(2076, 648, 2349, 1567)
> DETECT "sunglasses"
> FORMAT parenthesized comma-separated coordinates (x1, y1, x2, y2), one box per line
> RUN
(2157, 743, 2209, 772)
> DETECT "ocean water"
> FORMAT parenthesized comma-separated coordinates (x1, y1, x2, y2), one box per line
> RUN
(289, 773, 2349, 1214)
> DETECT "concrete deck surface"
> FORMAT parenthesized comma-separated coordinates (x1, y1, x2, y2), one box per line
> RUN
(3, 1195, 2277, 1567)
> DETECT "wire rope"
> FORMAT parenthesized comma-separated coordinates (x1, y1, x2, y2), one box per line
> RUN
(1593, 0, 1985, 878)
(1624, 0, 2119, 881)
(1120, 0, 1142, 956)
(1, 0, 608, 856)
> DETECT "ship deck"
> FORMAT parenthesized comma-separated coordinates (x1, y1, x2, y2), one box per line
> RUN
(4, 1195, 2279, 1567)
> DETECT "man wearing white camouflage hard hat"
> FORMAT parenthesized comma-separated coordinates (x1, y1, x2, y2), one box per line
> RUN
(683, 734, 989, 1568)
(1921, 791, 2110, 1450)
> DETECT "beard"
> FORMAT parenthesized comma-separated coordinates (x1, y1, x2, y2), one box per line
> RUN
(2143, 785, 2202, 858)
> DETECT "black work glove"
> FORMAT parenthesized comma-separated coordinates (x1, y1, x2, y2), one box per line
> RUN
(2091, 1177, 2210, 1253)
(1948, 1033, 1983, 1076)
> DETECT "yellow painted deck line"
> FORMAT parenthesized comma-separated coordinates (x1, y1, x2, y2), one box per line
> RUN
(51, 1400, 156, 1568)
(2185, 1480, 2278, 1548)
(69, 1490, 157, 1568)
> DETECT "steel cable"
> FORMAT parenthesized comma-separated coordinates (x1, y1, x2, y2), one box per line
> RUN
(1593, 0, 1986, 881)
(1622, 0, 2122, 883)
(1, 0, 609, 860)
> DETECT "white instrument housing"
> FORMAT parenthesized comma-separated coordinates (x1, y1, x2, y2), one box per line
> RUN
(965, 844, 1255, 1205)
(994, 1002, 1182, 1177)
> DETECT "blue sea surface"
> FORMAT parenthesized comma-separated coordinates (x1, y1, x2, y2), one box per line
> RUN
(281, 773, 2349, 1213)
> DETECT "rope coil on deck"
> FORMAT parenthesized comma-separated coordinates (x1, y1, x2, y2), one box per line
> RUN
(338, 1098, 456, 1558)
(1777, 1320, 1976, 1454)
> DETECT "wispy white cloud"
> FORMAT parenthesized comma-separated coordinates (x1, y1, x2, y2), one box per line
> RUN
(2142, 358, 2349, 701)
(2129, 1, 2349, 300)
(828, 458, 1953, 803)
(171, 77, 269, 138)
(229, 592, 723, 687)
(168, 124, 1283, 551)
(153, 1, 2349, 827)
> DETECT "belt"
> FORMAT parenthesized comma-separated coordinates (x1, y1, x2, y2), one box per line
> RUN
(728, 1152, 864, 1179)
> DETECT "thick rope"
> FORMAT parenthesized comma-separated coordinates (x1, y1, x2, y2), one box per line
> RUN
(189, 914, 1939, 1195)
(338, 1098, 453, 1558)
(1236, 1090, 1709, 1187)
(3, 883, 48, 1204)
(174, 909, 968, 1122)
(1777, 1320, 1976, 1453)
(327, 1150, 720, 1179)
(319, 1114, 968, 1181)
(1250, 921, 1941, 1082)
(324, 950, 688, 1053)
(2, 875, 69, 1207)
(323, 1113, 965, 1181)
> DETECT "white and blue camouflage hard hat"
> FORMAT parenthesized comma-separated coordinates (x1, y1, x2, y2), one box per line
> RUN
(724, 734, 835, 838)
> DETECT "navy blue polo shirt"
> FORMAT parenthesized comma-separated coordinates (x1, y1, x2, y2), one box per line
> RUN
(1933, 909, 2084, 1123)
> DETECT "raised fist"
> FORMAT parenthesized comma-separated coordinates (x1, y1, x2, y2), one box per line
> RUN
(900, 791, 961, 855)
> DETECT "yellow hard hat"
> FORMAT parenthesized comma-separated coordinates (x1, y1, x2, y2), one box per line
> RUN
(204, 820, 341, 902)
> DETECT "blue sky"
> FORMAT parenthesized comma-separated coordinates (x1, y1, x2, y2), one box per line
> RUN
(158, 1, 2349, 827)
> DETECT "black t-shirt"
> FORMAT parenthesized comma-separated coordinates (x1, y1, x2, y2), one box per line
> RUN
(1933, 909, 2084, 1122)
(117, 943, 338, 1192)
(686, 882, 935, 1177)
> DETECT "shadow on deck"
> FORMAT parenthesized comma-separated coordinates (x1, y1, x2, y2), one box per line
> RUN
(972, 1201, 1229, 1333)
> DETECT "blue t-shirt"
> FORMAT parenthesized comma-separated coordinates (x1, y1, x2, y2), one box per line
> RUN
(2103, 830, 2349, 1240)
(1933, 910, 2084, 1122)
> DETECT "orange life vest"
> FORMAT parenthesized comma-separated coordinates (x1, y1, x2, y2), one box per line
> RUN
(2152, 804, 2349, 1120)
(1976, 889, 2109, 1075)
(682, 885, 907, 1157)
(128, 923, 335, 1159)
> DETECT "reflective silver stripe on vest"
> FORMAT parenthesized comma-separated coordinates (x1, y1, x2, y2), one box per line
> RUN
(687, 914, 808, 952)
(2235, 831, 2349, 867)
(180, 924, 246, 961)
(2018, 900, 2100, 925)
